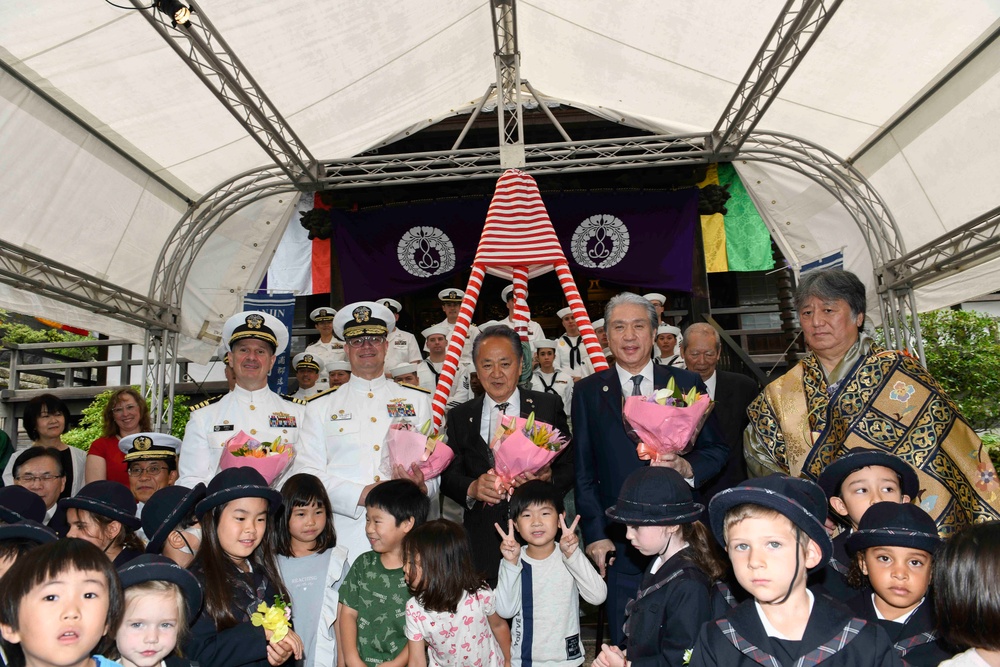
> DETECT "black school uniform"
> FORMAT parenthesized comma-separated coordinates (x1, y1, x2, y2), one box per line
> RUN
(113, 546, 144, 568)
(808, 531, 858, 602)
(625, 548, 714, 667)
(165, 655, 197, 667)
(689, 594, 902, 666)
(186, 560, 276, 667)
(846, 593, 954, 666)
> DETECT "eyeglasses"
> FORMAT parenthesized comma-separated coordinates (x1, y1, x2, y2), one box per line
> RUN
(127, 464, 169, 477)
(346, 335, 386, 348)
(15, 473, 64, 484)
(112, 404, 140, 415)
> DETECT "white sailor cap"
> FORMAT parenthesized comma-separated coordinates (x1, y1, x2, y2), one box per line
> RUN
(533, 339, 557, 351)
(378, 298, 402, 313)
(592, 318, 606, 330)
(333, 301, 395, 339)
(657, 324, 682, 337)
(118, 432, 181, 462)
(327, 361, 352, 373)
(390, 363, 419, 378)
(310, 307, 337, 323)
(421, 323, 450, 339)
(557, 307, 572, 319)
(642, 292, 667, 305)
(501, 285, 516, 302)
(292, 353, 325, 373)
(222, 311, 288, 355)
(438, 289, 464, 303)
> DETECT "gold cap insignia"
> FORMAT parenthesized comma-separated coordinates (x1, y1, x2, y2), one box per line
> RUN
(134, 435, 153, 451)
(303, 354, 314, 364)
(353, 306, 372, 323)
(246, 314, 264, 330)
(448, 290, 458, 299)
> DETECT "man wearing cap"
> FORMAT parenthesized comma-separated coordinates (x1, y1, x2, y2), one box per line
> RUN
(418, 323, 472, 406)
(119, 432, 180, 515)
(554, 307, 595, 380)
(177, 311, 308, 488)
(304, 306, 345, 368)
(654, 324, 686, 368)
(327, 360, 351, 388)
(572, 292, 727, 647)
(497, 285, 544, 342)
(642, 292, 667, 323)
(530, 340, 574, 417)
(429, 288, 479, 366)
(299, 301, 435, 564)
(389, 363, 420, 387)
(291, 352, 326, 399)
(378, 298, 422, 372)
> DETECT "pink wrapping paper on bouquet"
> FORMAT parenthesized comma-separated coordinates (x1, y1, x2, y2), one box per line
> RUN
(218, 430, 295, 485)
(623, 394, 713, 460)
(383, 422, 455, 480)
(489, 414, 568, 494)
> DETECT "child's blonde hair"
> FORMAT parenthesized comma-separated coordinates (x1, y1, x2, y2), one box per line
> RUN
(723, 504, 812, 551)
(107, 581, 189, 661)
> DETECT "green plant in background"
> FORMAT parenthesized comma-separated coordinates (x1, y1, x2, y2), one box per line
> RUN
(982, 432, 1000, 473)
(63, 386, 191, 451)
(0, 309, 98, 361)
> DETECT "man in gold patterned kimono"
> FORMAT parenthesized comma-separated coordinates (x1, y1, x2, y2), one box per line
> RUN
(744, 269, 1000, 535)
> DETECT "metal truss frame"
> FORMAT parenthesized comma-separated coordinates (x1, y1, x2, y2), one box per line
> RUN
(490, 0, 526, 167)
(129, 0, 319, 187)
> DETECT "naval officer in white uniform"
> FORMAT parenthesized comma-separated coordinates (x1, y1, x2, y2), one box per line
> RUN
(378, 298, 422, 371)
(177, 311, 307, 488)
(496, 284, 544, 342)
(304, 306, 346, 368)
(299, 301, 436, 564)
(426, 288, 479, 366)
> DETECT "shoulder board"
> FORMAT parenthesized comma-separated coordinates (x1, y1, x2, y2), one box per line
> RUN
(189, 394, 225, 412)
(306, 386, 340, 402)
(279, 393, 308, 406)
(398, 382, 432, 394)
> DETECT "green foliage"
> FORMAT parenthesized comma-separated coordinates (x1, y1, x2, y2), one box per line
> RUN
(918, 309, 1000, 431)
(0, 310, 98, 361)
(62, 386, 191, 451)
(982, 432, 1000, 472)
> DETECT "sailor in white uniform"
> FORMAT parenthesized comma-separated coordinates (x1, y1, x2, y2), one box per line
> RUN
(553, 306, 595, 380)
(426, 288, 479, 366)
(417, 323, 471, 407)
(291, 352, 326, 400)
(654, 324, 686, 368)
(299, 301, 437, 564)
(389, 363, 421, 387)
(495, 284, 544, 342)
(643, 291, 667, 323)
(327, 360, 352, 388)
(378, 298, 422, 371)
(529, 340, 574, 417)
(304, 306, 346, 368)
(177, 311, 307, 488)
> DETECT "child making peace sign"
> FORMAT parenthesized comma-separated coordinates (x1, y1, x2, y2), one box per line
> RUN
(493, 481, 607, 667)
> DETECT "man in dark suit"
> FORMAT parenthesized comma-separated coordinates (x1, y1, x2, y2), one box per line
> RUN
(573, 293, 728, 647)
(441, 325, 573, 586)
(681, 323, 760, 500)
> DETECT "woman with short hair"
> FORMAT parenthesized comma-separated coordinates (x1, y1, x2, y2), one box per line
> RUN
(2, 393, 86, 497)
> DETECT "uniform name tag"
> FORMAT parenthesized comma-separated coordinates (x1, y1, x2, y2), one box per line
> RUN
(387, 401, 416, 418)
(270, 412, 297, 428)
(331, 413, 352, 421)
(213, 424, 234, 432)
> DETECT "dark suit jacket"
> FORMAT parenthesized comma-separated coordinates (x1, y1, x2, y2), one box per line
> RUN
(441, 389, 574, 584)
(572, 365, 728, 574)
(700, 369, 760, 500)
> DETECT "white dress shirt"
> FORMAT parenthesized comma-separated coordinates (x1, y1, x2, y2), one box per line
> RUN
(480, 389, 521, 444)
(616, 360, 655, 398)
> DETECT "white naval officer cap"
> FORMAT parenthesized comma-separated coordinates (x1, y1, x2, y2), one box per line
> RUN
(222, 311, 289, 356)
(437, 289, 464, 303)
(292, 353, 325, 374)
(333, 301, 396, 339)
(378, 298, 402, 313)
(310, 307, 337, 323)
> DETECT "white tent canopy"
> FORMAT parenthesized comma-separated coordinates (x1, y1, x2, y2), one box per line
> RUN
(1, 1, 999, 361)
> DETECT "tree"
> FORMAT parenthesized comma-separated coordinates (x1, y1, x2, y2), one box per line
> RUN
(918, 308, 1000, 431)
(62, 387, 190, 450)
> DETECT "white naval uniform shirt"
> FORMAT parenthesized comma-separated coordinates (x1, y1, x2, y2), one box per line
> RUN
(416, 360, 471, 407)
(529, 369, 574, 417)
(654, 354, 686, 369)
(386, 328, 422, 370)
(425, 319, 480, 366)
(496, 316, 544, 342)
(177, 385, 307, 488)
(292, 384, 323, 400)
(554, 334, 595, 379)
(298, 374, 437, 564)
(304, 338, 346, 367)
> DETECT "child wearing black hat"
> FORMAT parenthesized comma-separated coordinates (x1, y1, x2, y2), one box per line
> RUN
(111, 555, 204, 667)
(185, 468, 303, 667)
(593, 467, 724, 667)
(60, 480, 145, 567)
(815, 447, 920, 601)
(690, 474, 900, 667)
(844, 502, 953, 666)
(141, 484, 206, 568)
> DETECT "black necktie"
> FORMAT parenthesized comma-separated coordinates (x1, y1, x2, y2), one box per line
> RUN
(563, 335, 583, 369)
(630, 375, 643, 397)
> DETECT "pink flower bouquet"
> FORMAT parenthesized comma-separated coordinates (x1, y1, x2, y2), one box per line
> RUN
(623, 379, 714, 461)
(218, 430, 294, 485)
(382, 420, 455, 480)
(489, 412, 569, 493)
